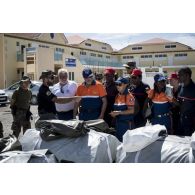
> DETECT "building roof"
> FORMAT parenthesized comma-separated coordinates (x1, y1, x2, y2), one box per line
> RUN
(66, 35, 86, 45)
(66, 35, 112, 47)
(5, 33, 68, 44)
(137, 38, 171, 45)
(6, 33, 42, 39)
(119, 37, 192, 52)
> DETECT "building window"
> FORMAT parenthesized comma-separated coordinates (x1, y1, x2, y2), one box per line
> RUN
(106, 56, 110, 59)
(175, 53, 188, 57)
(56, 48, 63, 52)
(155, 54, 167, 58)
(27, 56, 35, 64)
(141, 55, 152, 58)
(72, 72, 74, 80)
(71, 52, 74, 56)
(69, 72, 71, 80)
(90, 53, 96, 57)
(28, 43, 31, 47)
(102, 47, 107, 50)
(39, 45, 50, 48)
(21, 45, 25, 53)
(123, 56, 134, 59)
(85, 43, 91, 47)
(98, 54, 103, 58)
(16, 42, 20, 46)
(68, 72, 75, 80)
(132, 46, 142, 50)
(165, 44, 176, 48)
(80, 51, 87, 55)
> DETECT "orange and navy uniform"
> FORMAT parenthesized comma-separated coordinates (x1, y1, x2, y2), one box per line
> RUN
(147, 89, 173, 133)
(76, 80, 107, 120)
(113, 88, 135, 141)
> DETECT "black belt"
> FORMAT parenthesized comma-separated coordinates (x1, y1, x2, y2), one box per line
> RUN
(56, 110, 73, 114)
(80, 108, 100, 113)
(155, 113, 170, 118)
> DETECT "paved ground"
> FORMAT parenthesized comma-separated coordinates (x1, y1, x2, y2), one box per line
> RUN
(0, 104, 38, 137)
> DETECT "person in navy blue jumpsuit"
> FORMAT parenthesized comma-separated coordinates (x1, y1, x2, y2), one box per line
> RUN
(177, 67, 195, 136)
(129, 69, 150, 128)
(110, 77, 135, 142)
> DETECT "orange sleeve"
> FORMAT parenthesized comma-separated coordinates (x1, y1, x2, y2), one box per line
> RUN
(126, 93, 135, 106)
(98, 83, 107, 97)
(147, 89, 154, 99)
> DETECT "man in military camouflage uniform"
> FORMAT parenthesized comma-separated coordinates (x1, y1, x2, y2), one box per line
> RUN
(10, 76, 32, 138)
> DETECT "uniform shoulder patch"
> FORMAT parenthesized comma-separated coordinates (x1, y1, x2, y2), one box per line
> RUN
(46, 91, 52, 96)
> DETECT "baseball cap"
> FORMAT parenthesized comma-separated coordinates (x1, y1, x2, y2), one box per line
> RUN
(115, 77, 129, 84)
(104, 67, 115, 75)
(39, 70, 55, 79)
(168, 73, 179, 80)
(154, 73, 166, 82)
(123, 61, 136, 68)
(131, 69, 142, 76)
(82, 68, 93, 78)
(20, 75, 31, 83)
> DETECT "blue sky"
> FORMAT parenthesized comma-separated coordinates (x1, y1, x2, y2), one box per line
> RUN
(65, 33, 195, 50)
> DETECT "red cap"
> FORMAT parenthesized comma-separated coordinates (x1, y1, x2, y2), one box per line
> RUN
(131, 69, 142, 76)
(168, 73, 178, 80)
(104, 67, 115, 75)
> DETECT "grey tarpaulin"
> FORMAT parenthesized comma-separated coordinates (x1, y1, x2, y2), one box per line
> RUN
(0, 149, 57, 163)
(116, 135, 195, 163)
(19, 129, 121, 163)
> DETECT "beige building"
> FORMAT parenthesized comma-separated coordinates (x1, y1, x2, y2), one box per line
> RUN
(119, 38, 195, 80)
(0, 34, 195, 89)
(0, 33, 86, 88)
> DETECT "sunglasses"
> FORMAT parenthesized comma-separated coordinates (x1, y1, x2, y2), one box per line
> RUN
(116, 83, 123, 87)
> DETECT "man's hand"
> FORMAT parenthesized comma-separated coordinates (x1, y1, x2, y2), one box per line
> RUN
(109, 111, 120, 118)
(74, 96, 82, 103)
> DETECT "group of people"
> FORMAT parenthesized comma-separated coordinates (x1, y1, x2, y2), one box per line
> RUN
(8, 61, 195, 142)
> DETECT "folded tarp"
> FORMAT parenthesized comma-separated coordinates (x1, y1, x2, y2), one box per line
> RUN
(116, 135, 194, 163)
(0, 135, 22, 153)
(190, 132, 195, 150)
(123, 125, 167, 152)
(19, 129, 120, 163)
(0, 149, 57, 163)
